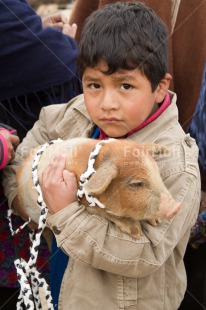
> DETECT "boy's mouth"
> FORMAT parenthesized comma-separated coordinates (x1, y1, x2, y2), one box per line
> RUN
(100, 117, 120, 123)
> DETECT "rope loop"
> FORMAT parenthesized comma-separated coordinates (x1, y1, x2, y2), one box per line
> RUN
(77, 139, 115, 208)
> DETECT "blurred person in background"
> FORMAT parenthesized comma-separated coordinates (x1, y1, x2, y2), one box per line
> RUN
(0, 0, 81, 308)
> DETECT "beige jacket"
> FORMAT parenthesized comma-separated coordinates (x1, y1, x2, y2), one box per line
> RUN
(3, 92, 200, 310)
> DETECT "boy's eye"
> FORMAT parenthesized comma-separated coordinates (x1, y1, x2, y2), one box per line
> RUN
(121, 84, 132, 90)
(89, 83, 101, 89)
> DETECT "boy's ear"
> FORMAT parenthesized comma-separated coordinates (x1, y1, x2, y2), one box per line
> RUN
(155, 73, 172, 103)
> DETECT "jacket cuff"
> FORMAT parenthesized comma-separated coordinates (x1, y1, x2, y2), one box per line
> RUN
(46, 202, 87, 238)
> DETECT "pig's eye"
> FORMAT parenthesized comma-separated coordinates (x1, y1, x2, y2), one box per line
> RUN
(129, 181, 144, 188)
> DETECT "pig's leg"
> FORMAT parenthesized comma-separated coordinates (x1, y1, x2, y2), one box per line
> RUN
(105, 213, 142, 239)
(87, 206, 143, 239)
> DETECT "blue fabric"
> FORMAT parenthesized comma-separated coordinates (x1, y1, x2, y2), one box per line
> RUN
(91, 126, 100, 139)
(0, 0, 79, 101)
(189, 63, 206, 171)
(50, 127, 99, 309)
(50, 238, 69, 309)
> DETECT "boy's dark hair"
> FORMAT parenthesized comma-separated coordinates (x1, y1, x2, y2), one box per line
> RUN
(78, 2, 169, 91)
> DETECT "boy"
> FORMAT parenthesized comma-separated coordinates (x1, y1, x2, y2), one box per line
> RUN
(3, 3, 200, 309)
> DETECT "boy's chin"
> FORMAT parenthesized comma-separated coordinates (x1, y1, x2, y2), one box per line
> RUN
(103, 130, 128, 138)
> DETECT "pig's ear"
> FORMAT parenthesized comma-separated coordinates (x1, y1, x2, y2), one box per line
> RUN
(141, 143, 170, 157)
(84, 161, 118, 195)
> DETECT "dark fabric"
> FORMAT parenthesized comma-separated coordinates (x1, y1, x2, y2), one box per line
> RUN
(0, 286, 19, 309)
(0, 0, 79, 101)
(189, 63, 206, 172)
(0, 79, 82, 141)
(188, 63, 206, 248)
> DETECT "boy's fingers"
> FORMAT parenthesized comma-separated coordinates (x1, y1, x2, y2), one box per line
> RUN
(63, 170, 77, 187)
(45, 155, 67, 182)
(42, 158, 57, 184)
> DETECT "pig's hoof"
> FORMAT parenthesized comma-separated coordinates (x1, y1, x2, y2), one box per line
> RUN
(147, 218, 161, 226)
(130, 230, 142, 240)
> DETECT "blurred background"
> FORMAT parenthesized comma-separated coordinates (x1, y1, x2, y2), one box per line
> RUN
(28, 0, 75, 18)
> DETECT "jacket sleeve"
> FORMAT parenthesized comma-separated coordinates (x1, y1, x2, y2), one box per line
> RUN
(2, 103, 67, 208)
(46, 139, 201, 278)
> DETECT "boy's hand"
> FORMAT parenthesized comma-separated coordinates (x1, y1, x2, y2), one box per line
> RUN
(41, 154, 78, 214)
(42, 13, 77, 38)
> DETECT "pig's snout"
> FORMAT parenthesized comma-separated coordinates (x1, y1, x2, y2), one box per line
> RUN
(158, 192, 181, 220)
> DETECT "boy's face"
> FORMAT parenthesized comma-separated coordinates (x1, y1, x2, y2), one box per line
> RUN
(82, 62, 168, 138)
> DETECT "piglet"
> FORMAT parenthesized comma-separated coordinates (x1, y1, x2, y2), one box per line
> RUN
(17, 138, 180, 239)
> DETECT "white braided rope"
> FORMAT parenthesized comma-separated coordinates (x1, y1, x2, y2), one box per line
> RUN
(8, 139, 62, 310)
(77, 139, 115, 208)
(7, 209, 31, 236)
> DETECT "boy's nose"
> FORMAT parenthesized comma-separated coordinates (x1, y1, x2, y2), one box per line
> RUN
(100, 91, 119, 110)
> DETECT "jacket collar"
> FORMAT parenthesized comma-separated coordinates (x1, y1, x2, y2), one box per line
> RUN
(128, 91, 178, 143)
(55, 94, 94, 139)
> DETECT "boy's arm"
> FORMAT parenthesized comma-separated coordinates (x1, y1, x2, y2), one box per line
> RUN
(1, 104, 64, 211)
(45, 153, 200, 278)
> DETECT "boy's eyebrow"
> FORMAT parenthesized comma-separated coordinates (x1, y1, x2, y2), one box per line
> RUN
(112, 75, 137, 82)
(83, 75, 137, 82)
(83, 76, 101, 82)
